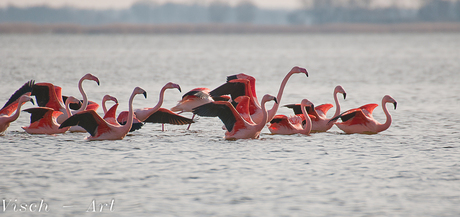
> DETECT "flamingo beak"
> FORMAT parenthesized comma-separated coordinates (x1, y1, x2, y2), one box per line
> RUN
(393, 102, 397, 109)
(177, 86, 182, 92)
(302, 68, 309, 77)
(143, 92, 147, 98)
(94, 77, 100, 86)
(343, 93, 347, 99)
(274, 97, 278, 104)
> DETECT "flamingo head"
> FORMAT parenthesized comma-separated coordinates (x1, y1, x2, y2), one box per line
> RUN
(165, 82, 181, 92)
(82, 73, 100, 85)
(262, 94, 278, 104)
(290, 66, 308, 77)
(19, 95, 34, 105)
(335, 85, 347, 99)
(383, 95, 397, 110)
(134, 87, 147, 98)
(301, 99, 314, 111)
(103, 95, 118, 104)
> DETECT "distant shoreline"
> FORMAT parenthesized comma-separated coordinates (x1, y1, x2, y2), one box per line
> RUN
(1, 23, 460, 34)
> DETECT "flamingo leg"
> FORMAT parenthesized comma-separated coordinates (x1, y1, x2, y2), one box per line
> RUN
(162, 123, 165, 132)
(186, 114, 195, 130)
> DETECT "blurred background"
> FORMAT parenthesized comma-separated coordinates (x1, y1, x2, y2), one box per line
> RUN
(1, 0, 459, 33)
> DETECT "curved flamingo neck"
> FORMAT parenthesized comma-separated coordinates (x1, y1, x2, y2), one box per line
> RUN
(64, 99, 73, 118)
(267, 71, 295, 122)
(377, 99, 392, 133)
(332, 90, 341, 118)
(7, 97, 28, 123)
(124, 91, 137, 132)
(76, 78, 88, 113)
(102, 99, 108, 114)
(255, 97, 270, 130)
(147, 85, 167, 117)
(301, 104, 312, 135)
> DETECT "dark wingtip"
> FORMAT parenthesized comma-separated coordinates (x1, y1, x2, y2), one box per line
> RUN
(394, 102, 397, 110)
(343, 93, 347, 100)
(227, 75, 238, 82)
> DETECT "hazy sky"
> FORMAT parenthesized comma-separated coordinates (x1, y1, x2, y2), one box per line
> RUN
(0, 0, 301, 9)
(0, 0, 421, 9)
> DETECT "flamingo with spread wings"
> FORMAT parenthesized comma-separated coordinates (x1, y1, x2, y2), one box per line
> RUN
(0, 80, 35, 134)
(59, 87, 147, 140)
(329, 95, 397, 134)
(22, 96, 81, 134)
(268, 99, 314, 135)
(212, 66, 308, 124)
(284, 85, 347, 132)
(193, 94, 277, 140)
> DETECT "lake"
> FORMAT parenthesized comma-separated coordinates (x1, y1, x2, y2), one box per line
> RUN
(1, 33, 459, 216)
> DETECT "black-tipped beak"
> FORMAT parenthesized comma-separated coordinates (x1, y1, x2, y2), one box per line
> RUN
(393, 102, 397, 109)
(227, 75, 237, 82)
(177, 86, 182, 93)
(143, 92, 147, 98)
(274, 97, 278, 104)
(305, 71, 309, 77)
(343, 93, 347, 99)
(29, 99, 35, 105)
(95, 78, 100, 86)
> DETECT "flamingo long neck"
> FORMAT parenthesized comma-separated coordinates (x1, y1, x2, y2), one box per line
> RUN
(65, 100, 73, 118)
(6, 98, 27, 123)
(123, 92, 137, 133)
(147, 86, 167, 117)
(301, 105, 312, 135)
(255, 98, 269, 130)
(332, 90, 341, 118)
(267, 71, 294, 122)
(102, 99, 108, 114)
(76, 78, 88, 113)
(377, 100, 392, 133)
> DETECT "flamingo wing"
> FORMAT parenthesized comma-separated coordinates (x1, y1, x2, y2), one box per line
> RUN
(144, 108, 194, 125)
(182, 88, 211, 100)
(270, 114, 289, 124)
(86, 101, 100, 111)
(0, 80, 34, 116)
(103, 104, 119, 120)
(32, 83, 63, 111)
(193, 101, 242, 132)
(315, 104, 334, 115)
(360, 103, 379, 116)
(23, 107, 55, 123)
(62, 96, 83, 110)
(209, 81, 246, 101)
(59, 110, 104, 136)
(284, 104, 316, 116)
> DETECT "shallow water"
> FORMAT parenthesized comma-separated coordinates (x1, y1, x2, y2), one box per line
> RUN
(1, 33, 459, 216)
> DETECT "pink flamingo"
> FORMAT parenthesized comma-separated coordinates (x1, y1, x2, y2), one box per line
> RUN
(101, 95, 119, 125)
(193, 94, 277, 140)
(59, 87, 147, 140)
(284, 85, 347, 132)
(171, 87, 230, 130)
(22, 96, 81, 134)
(268, 99, 314, 135)
(330, 95, 397, 134)
(131, 82, 193, 131)
(212, 66, 308, 124)
(0, 80, 35, 134)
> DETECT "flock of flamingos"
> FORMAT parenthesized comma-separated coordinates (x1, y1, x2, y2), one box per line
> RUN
(0, 67, 397, 140)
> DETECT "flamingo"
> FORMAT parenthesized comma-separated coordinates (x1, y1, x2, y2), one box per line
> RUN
(329, 95, 397, 134)
(193, 94, 278, 140)
(22, 96, 81, 134)
(284, 85, 347, 132)
(171, 87, 230, 130)
(59, 87, 147, 140)
(130, 82, 193, 131)
(0, 80, 35, 134)
(101, 94, 119, 125)
(268, 99, 314, 135)
(211, 66, 308, 124)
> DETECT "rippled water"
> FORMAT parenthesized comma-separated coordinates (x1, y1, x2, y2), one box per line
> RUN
(1, 33, 459, 216)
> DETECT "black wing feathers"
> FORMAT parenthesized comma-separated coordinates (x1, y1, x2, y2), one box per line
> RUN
(23, 107, 52, 123)
(193, 103, 236, 132)
(210, 82, 246, 101)
(59, 112, 98, 136)
(144, 110, 194, 125)
(1, 80, 34, 110)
